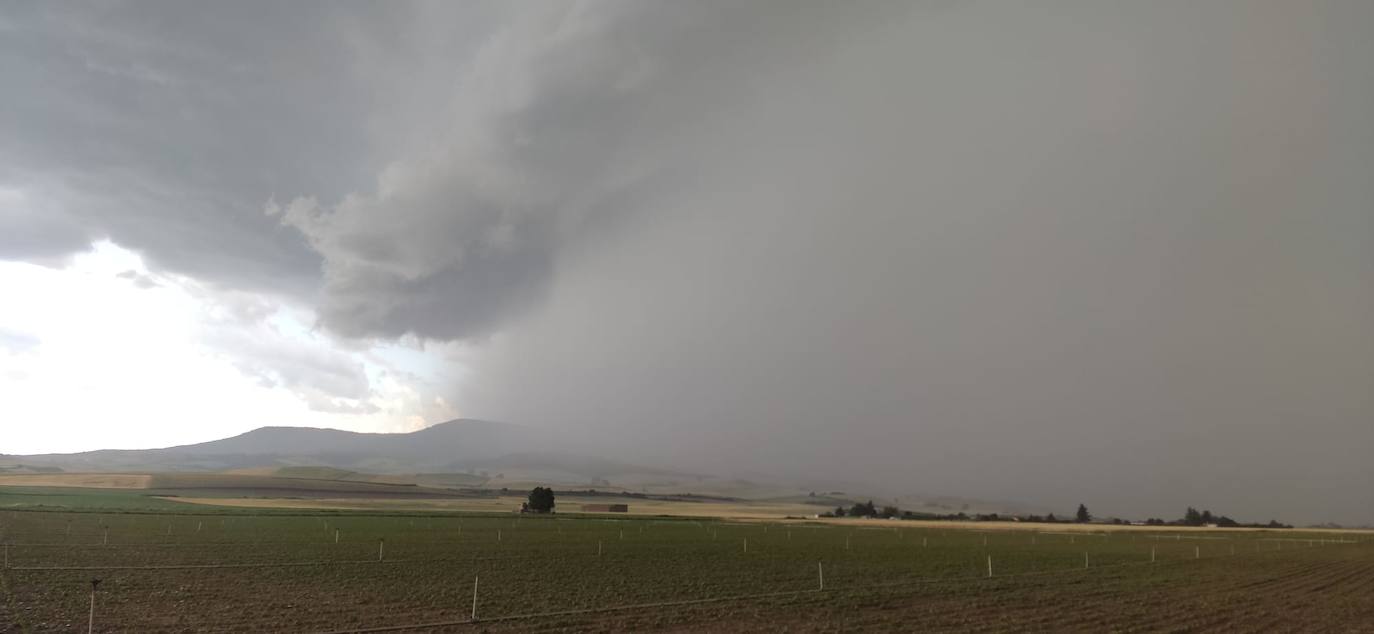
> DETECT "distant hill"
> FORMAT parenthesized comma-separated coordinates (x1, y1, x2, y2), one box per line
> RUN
(4, 419, 549, 474)
(1, 420, 754, 497)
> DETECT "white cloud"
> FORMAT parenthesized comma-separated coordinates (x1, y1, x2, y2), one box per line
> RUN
(0, 242, 456, 454)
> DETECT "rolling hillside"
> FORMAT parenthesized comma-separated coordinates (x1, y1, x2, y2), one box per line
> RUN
(2, 419, 543, 474)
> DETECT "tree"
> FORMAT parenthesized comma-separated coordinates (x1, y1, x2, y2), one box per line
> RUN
(880, 506, 900, 518)
(1046, 513, 1058, 523)
(834, 506, 847, 517)
(850, 501, 878, 518)
(1076, 504, 1091, 523)
(1183, 507, 1203, 526)
(527, 486, 555, 513)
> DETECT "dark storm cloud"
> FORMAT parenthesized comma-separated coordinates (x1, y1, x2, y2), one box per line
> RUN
(0, 1, 396, 294)
(270, 2, 907, 340)
(453, 1, 1374, 525)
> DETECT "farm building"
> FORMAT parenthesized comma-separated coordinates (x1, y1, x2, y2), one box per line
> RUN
(581, 503, 629, 513)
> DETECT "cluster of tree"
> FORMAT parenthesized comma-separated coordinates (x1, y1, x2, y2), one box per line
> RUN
(1137, 509, 1288, 528)
(523, 486, 555, 513)
(1183, 507, 1223, 526)
(822, 501, 904, 518)
(1177, 507, 1289, 528)
(823, 502, 1099, 523)
(828, 501, 877, 518)
(816, 501, 1292, 529)
(1012, 513, 1063, 523)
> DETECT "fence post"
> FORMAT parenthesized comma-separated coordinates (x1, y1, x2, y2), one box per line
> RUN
(987, 555, 993, 578)
(818, 562, 824, 590)
(378, 539, 385, 562)
(88, 579, 101, 634)
(471, 575, 479, 622)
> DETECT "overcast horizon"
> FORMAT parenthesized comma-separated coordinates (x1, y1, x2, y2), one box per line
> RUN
(2, 1, 1371, 525)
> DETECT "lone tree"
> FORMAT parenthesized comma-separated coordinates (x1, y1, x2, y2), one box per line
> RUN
(1076, 504, 1092, 523)
(527, 486, 556, 513)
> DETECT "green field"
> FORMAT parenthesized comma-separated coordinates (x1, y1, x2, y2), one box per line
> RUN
(0, 496, 1370, 632)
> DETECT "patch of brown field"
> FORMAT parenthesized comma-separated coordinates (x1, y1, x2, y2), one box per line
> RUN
(0, 473, 152, 488)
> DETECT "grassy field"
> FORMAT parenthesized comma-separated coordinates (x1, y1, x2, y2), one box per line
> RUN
(0, 496, 1370, 632)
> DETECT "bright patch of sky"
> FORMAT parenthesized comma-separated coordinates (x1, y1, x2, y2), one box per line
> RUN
(0, 242, 457, 454)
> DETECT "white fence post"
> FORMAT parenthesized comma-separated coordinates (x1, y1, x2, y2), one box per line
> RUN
(471, 575, 479, 621)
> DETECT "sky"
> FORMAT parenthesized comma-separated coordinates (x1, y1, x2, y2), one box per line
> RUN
(1, 1, 1371, 525)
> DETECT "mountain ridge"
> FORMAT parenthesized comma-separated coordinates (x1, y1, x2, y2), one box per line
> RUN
(3, 419, 553, 474)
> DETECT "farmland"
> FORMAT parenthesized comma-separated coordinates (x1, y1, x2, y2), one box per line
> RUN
(0, 500, 1370, 632)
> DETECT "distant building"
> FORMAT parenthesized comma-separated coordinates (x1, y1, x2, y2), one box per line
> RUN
(582, 504, 629, 513)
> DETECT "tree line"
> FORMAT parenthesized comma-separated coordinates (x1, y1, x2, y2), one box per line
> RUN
(821, 501, 1289, 528)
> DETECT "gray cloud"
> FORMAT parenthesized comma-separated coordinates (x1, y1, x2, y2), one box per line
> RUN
(454, 1, 1374, 524)
(0, 1, 387, 293)
(269, 2, 906, 340)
